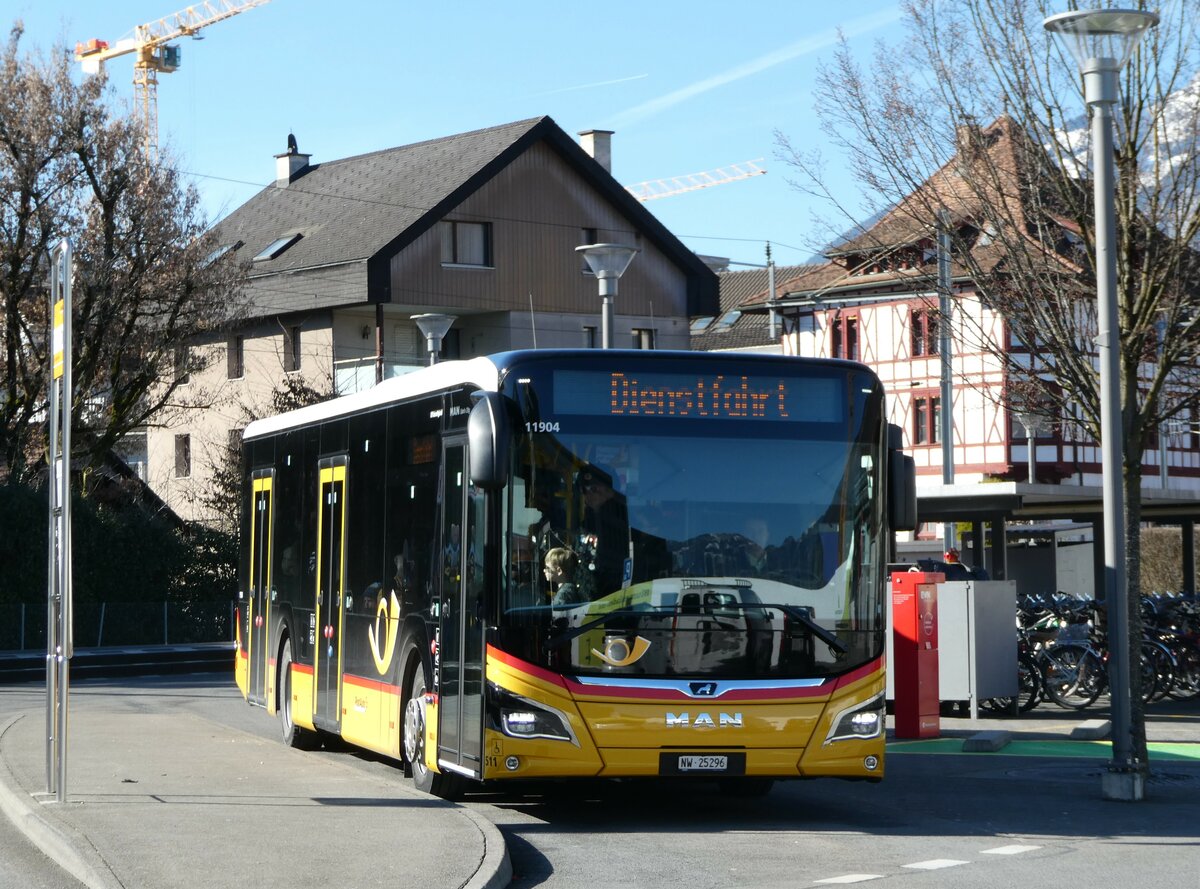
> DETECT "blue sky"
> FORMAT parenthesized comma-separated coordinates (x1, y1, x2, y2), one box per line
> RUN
(12, 0, 904, 267)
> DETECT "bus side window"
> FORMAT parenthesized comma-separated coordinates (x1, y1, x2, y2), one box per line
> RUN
(680, 592, 700, 615)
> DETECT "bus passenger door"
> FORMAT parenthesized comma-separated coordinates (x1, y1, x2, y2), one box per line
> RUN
(314, 456, 348, 730)
(437, 440, 484, 779)
(247, 470, 274, 706)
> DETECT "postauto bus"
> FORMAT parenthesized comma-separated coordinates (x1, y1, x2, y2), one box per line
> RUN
(235, 349, 916, 798)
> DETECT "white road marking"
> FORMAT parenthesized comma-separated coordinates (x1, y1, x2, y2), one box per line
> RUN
(903, 859, 969, 870)
(813, 875, 883, 884)
(982, 845, 1041, 855)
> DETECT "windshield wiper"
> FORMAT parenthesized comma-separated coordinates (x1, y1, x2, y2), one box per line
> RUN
(545, 608, 670, 649)
(776, 604, 848, 654)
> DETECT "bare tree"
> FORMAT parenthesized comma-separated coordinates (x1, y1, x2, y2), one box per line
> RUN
(776, 0, 1200, 774)
(194, 370, 336, 535)
(0, 25, 244, 484)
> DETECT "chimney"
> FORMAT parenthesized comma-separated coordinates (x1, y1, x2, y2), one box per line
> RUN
(578, 129, 614, 173)
(275, 133, 310, 187)
(954, 116, 980, 167)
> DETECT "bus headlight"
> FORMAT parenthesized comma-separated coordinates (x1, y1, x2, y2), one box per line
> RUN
(824, 693, 885, 745)
(490, 684, 579, 745)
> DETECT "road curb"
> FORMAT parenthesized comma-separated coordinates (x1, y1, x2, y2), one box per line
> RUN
(459, 803, 513, 889)
(1070, 719, 1112, 740)
(962, 730, 1012, 752)
(0, 713, 123, 889)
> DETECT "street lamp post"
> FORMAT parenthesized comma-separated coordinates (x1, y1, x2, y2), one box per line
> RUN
(576, 244, 638, 349)
(411, 313, 456, 365)
(1044, 7, 1159, 802)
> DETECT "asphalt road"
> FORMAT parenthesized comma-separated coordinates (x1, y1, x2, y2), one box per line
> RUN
(3, 674, 1198, 889)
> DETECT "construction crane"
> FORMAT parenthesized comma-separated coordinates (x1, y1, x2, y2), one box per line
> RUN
(75, 1, 270, 158)
(625, 159, 766, 201)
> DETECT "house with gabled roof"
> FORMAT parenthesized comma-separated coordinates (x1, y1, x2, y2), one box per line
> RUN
(149, 116, 718, 524)
(734, 115, 1200, 586)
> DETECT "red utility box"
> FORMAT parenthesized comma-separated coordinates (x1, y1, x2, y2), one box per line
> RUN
(890, 571, 941, 739)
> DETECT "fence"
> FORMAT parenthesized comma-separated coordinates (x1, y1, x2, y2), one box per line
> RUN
(0, 601, 235, 652)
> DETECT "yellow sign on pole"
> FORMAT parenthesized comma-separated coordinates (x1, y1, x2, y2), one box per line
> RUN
(52, 299, 65, 380)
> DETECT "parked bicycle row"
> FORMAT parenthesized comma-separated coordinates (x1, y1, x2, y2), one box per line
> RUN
(982, 590, 1200, 714)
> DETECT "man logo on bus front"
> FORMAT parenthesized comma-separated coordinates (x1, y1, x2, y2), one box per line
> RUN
(690, 682, 718, 696)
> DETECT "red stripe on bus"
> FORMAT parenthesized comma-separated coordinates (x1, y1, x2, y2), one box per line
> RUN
(486, 645, 568, 688)
(291, 663, 314, 676)
(830, 658, 883, 691)
(343, 673, 400, 695)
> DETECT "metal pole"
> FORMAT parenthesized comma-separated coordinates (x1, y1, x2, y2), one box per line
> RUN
(767, 243, 779, 341)
(46, 238, 73, 803)
(1087, 60, 1133, 787)
(600, 276, 616, 349)
(937, 209, 955, 552)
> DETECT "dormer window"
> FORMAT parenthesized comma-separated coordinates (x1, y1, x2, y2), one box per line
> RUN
(253, 233, 302, 262)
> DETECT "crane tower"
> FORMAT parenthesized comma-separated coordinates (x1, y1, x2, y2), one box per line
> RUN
(75, 0, 270, 158)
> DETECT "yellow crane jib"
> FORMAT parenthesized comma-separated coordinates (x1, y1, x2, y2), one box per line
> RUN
(74, 1, 270, 157)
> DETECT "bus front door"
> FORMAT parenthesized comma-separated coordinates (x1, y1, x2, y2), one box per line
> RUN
(247, 470, 274, 706)
(314, 457, 348, 731)
(437, 441, 484, 780)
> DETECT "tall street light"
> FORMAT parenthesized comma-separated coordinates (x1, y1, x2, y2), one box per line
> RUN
(576, 243, 638, 349)
(411, 313, 456, 365)
(1044, 6, 1159, 802)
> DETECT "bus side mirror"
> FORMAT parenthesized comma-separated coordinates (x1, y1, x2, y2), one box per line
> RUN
(468, 391, 511, 489)
(886, 422, 917, 531)
(889, 451, 917, 531)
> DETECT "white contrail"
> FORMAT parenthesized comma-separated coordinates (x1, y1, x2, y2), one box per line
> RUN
(609, 8, 902, 128)
(532, 73, 650, 97)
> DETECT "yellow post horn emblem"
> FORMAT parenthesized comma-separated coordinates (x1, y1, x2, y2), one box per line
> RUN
(592, 636, 651, 667)
(369, 591, 400, 674)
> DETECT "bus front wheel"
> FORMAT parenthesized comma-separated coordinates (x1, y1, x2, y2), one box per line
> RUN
(279, 637, 320, 750)
(403, 655, 463, 799)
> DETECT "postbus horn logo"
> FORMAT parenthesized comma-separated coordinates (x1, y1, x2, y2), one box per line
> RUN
(592, 636, 651, 667)
(369, 591, 400, 674)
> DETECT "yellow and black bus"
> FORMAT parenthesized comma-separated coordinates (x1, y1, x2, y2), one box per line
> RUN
(235, 349, 916, 797)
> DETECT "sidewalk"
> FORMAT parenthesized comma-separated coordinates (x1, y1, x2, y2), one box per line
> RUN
(0, 705, 510, 889)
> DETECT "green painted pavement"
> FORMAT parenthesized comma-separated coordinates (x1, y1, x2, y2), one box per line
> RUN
(888, 738, 1200, 761)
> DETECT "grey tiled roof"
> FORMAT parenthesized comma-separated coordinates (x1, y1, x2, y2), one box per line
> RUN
(215, 118, 548, 277)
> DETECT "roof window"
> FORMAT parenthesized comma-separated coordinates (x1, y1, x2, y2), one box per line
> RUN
(252, 233, 302, 262)
(713, 309, 742, 331)
(204, 240, 243, 266)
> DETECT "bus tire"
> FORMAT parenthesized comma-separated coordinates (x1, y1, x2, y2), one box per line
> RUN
(279, 637, 320, 750)
(403, 654, 463, 799)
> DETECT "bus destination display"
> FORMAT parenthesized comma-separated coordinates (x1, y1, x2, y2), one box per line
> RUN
(552, 370, 840, 421)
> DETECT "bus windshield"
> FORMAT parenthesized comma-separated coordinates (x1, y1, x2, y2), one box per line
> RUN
(496, 357, 886, 680)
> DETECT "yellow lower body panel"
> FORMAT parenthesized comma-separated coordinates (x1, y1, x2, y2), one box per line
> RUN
(290, 667, 315, 731)
(235, 650, 248, 699)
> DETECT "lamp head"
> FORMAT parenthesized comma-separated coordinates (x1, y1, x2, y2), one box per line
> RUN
(411, 313, 456, 364)
(1044, 9, 1159, 73)
(575, 243, 638, 279)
